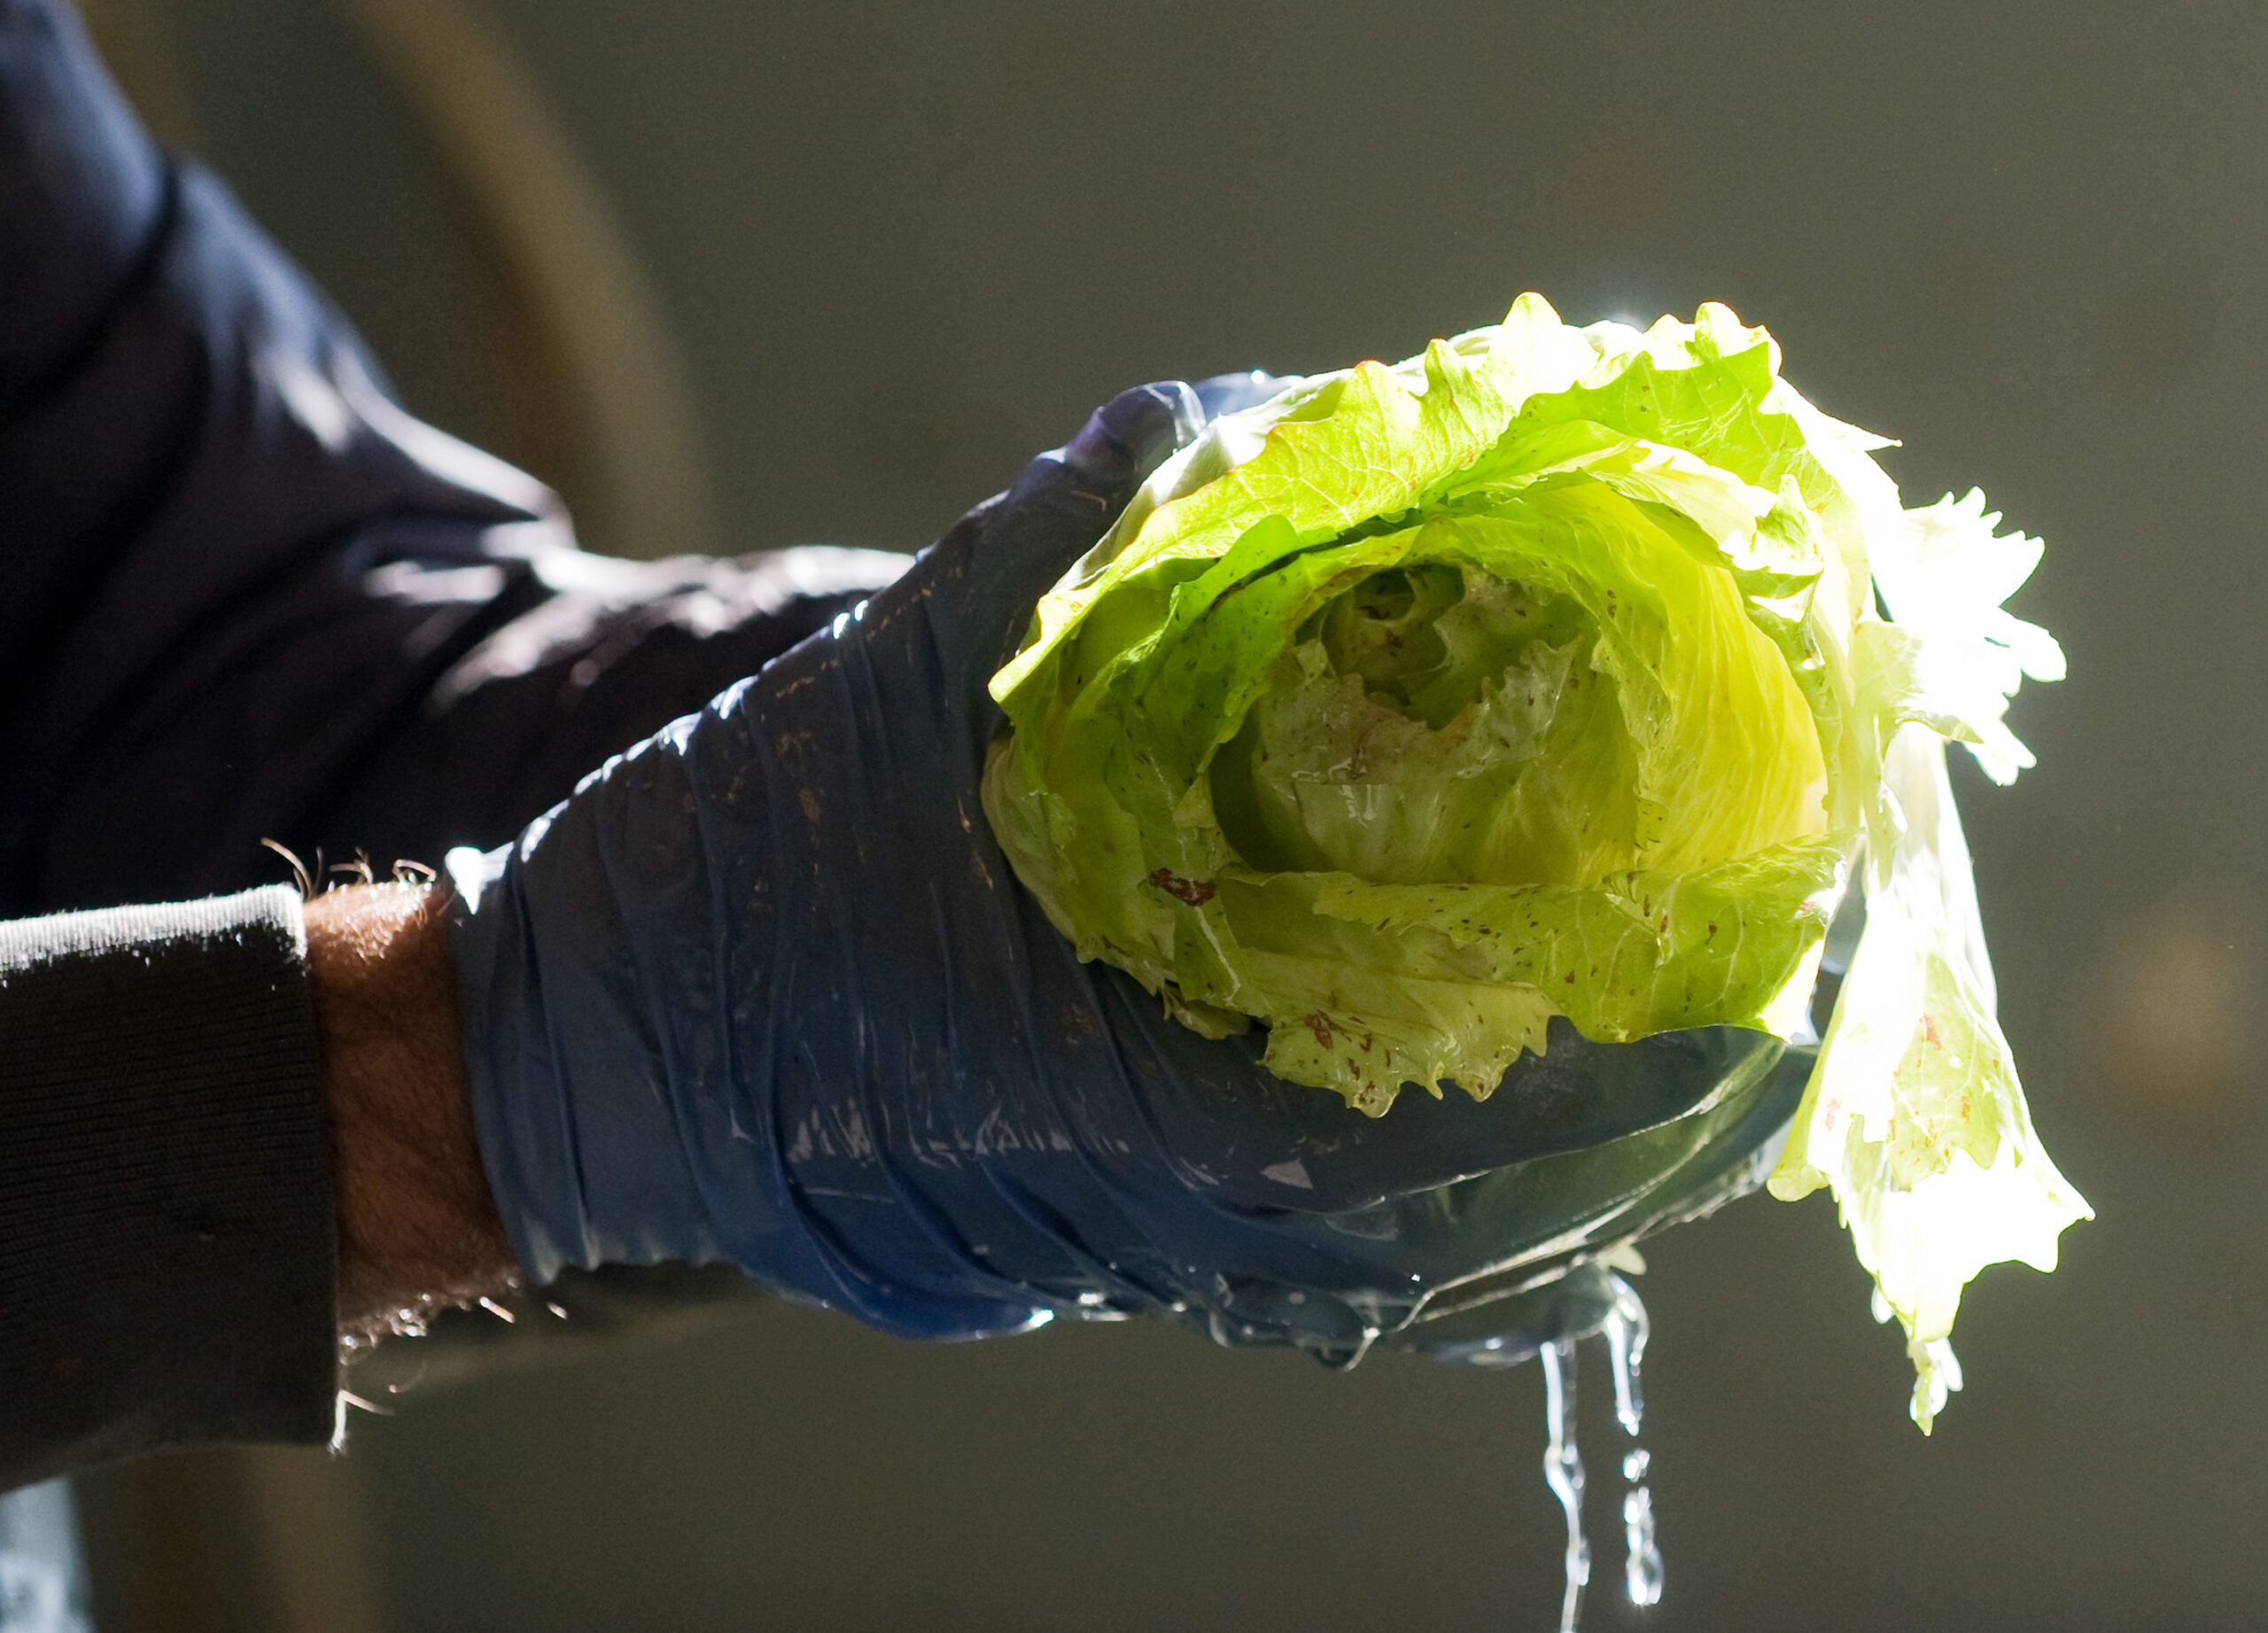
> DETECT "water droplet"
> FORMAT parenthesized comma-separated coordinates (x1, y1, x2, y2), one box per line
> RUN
(1539, 1338, 1589, 1633)
(1603, 1274, 1649, 1437)
(1621, 1448, 1650, 1482)
(1622, 1481, 1664, 1607)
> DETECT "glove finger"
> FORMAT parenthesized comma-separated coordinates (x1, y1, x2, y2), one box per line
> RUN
(1051, 379, 1207, 498)
(1100, 949, 1790, 1214)
(925, 380, 1203, 699)
(1191, 369, 1291, 420)
(1163, 1040, 1806, 1358)
(1264, 1023, 1786, 1213)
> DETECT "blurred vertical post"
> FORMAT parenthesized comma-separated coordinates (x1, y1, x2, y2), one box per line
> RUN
(338, 0, 716, 561)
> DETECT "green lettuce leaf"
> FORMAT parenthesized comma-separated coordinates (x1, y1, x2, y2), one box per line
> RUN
(1771, 638, 2086, 1430)
(990, 299, 1844, 1099)
(983, 294, 2085, 1419)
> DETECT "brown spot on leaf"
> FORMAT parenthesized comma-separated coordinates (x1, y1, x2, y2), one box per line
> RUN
(1147, 868, 1216, 907)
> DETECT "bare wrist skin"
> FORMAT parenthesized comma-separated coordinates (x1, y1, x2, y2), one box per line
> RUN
(302, 882, 518, 1346)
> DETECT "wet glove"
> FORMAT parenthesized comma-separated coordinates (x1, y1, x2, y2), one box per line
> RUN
(450, 381, 1808, 1365)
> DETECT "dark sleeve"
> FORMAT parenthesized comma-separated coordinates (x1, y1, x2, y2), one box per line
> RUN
(0, 0, 907, 921)
(0, 0, 909, 1474)
(0, 886, 332, 1492)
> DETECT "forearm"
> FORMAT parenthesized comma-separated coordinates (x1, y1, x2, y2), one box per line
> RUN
(0, 877, 527, 1488)
(305, 882, 516, 1343)
(0, 4, 905, 930)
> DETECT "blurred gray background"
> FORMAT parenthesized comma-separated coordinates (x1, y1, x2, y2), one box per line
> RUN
(62, 1, 2264, 1629)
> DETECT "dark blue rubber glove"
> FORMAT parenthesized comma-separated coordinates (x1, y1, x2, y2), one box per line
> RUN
(451, 382, 1806, 1365)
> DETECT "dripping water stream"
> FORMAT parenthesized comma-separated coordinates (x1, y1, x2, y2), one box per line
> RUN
(1604, 1276, 1662, 1608)
(1537, 1338, 1588, 1633)
(1531, 1271, 1661, 1629)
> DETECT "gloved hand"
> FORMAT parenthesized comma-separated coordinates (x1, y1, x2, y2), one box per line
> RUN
(449, 380, 1807, 1366)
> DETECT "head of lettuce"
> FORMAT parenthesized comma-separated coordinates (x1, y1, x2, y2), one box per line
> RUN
(983, 296, 2088, 1428)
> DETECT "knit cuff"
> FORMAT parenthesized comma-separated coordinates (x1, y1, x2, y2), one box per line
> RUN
(0, 886, 334, 1489)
